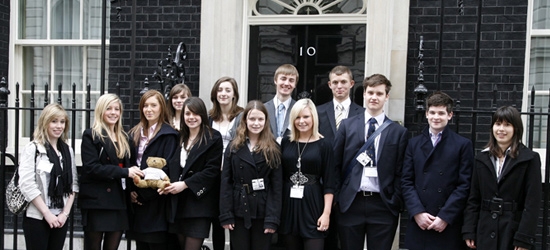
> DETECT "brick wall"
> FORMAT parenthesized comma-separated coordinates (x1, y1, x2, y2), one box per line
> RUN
(402, 0, 538, 249)
(405, 0, 527, 145)
(0, 0, 9, 78)
(108, 0, 201, 125)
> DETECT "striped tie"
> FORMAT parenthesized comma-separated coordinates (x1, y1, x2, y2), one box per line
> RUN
(335, 104, 344, 130)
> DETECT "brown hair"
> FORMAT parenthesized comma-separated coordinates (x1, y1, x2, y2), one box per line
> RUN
(180, 97, 214, 148)
(426, 91, 454, 113)
(130, 90, 170, 146)
(167, 83, 192, 122)
(274, 64, 299, 83)
(329, 65, 353, 79)
(363, 74, 392, 94)
(209, 77, 243, 122)
(230, 100, 281, 169)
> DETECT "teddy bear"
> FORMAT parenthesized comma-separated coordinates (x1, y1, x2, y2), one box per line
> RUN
(133, 157, 171, 190)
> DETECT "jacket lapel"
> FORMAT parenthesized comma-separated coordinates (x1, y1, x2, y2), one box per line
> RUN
(181, 138, 212, 177)
(103, 137, 121, 165)
(499, 148, 532, 180)
(266, 101, 277, 136)
(235, 146, 256, 166)
(376, 116, 390, 158)
(326, 103, 337, 135)
(478, 152, 498, 180)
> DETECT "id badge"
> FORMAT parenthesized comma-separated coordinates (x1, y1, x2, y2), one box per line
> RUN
(364, 166, 378, 177)
(356, 152, 371, 167)
(251, 178, 265, 191)
(121, 178, 126, 190)
(290, 185, 304, 199)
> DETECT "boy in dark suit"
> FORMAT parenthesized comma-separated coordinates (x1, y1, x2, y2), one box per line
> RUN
(333, 74, 408, 250)
(264, 64, 298, 143)
(317, 65, 364, 250)
(317, 65, 365, 144)
(401, 91, 473, 250)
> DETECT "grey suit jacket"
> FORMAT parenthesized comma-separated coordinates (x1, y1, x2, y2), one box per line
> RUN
(264, 98, 296, 137)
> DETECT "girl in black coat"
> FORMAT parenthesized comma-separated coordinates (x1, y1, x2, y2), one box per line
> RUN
(128, 90, 179, 250)
(463, 106, 541, 250)
(219, 100, 283, 250)
(80, 94, 144, 250)
(161, 97, 223, 250)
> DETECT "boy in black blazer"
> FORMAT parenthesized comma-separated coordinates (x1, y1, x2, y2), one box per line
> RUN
(333, 74, 408, 250)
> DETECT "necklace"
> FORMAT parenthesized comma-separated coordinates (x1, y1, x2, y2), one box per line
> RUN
(290, 134, 312, 185)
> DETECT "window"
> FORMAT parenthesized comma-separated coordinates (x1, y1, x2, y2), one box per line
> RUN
(527, 0, 550, 148)
(13, 0, 107, 141)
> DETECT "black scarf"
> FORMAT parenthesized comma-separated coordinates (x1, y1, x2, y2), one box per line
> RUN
(46, 141, 73, 209)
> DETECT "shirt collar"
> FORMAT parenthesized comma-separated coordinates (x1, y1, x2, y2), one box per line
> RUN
(141, 122, 158, 139)
(274, 95, 292, 109)
(333, 98, 351, 111)
(365, 112, 385, 125)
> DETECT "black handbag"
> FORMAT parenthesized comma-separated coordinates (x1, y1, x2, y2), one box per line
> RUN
(6, 144, 38, 215)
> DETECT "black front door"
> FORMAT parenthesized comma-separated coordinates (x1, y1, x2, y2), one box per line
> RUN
(248, 24, 366, 106)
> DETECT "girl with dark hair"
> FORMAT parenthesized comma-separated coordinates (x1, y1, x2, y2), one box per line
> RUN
(162, 97, 223, 250)
(80, 94, 144, 250)
(128, 90, 179, 250)
(219, 100, 283, 250)
(208, 76, 244, 249)
(209, 76, 244, 151)
(168, 83, 192, 130)
(463, 106, 541, 250)
(19, 103, 79, 250)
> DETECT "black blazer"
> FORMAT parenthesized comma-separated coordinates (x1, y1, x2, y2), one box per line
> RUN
(334, 114, 408, 215)
(168, 130, 223, 221)
(317, 100, 364, 143)
(129, 123, 179, 233)
(79, 128, 134, 210)
(219, 142, 283, 230)
(463, 145, 541, 249)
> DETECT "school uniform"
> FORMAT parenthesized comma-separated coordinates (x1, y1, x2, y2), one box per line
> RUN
(401, 126, 473, 250)
(463, 145, 541, 250)
(79, 129, 135, 231)
(168, 130, 223, 238)
(219, 141, 283, 250)
(128, 123, 179, 244)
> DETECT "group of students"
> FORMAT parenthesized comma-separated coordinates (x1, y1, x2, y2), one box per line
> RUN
(16, 63, 541, 250)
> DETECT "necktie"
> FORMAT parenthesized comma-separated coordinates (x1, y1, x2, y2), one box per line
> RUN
(367, 118, 377, 166)
(335, 104, 344, 130)
(277, 103, 285, 137)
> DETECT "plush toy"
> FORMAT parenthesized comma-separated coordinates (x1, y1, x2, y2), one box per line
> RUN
(133, 157, 171, 190)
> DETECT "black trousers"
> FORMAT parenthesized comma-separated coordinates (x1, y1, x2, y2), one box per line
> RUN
(230, 218, 273, 250)
(337, 193, 398, 250)
(23, 215, 69, 250)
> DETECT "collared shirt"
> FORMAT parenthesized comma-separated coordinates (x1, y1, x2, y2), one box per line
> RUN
(333, 98, 352, 120)
(359, 112, 386, 193)
(484, 147, 511, 179)
(274, 96, 292, 135)
(429, 130, 443, 146)
(136, 123, 158, 167)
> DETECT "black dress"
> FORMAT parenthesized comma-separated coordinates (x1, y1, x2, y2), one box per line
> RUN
(279, 137, 338, 238)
